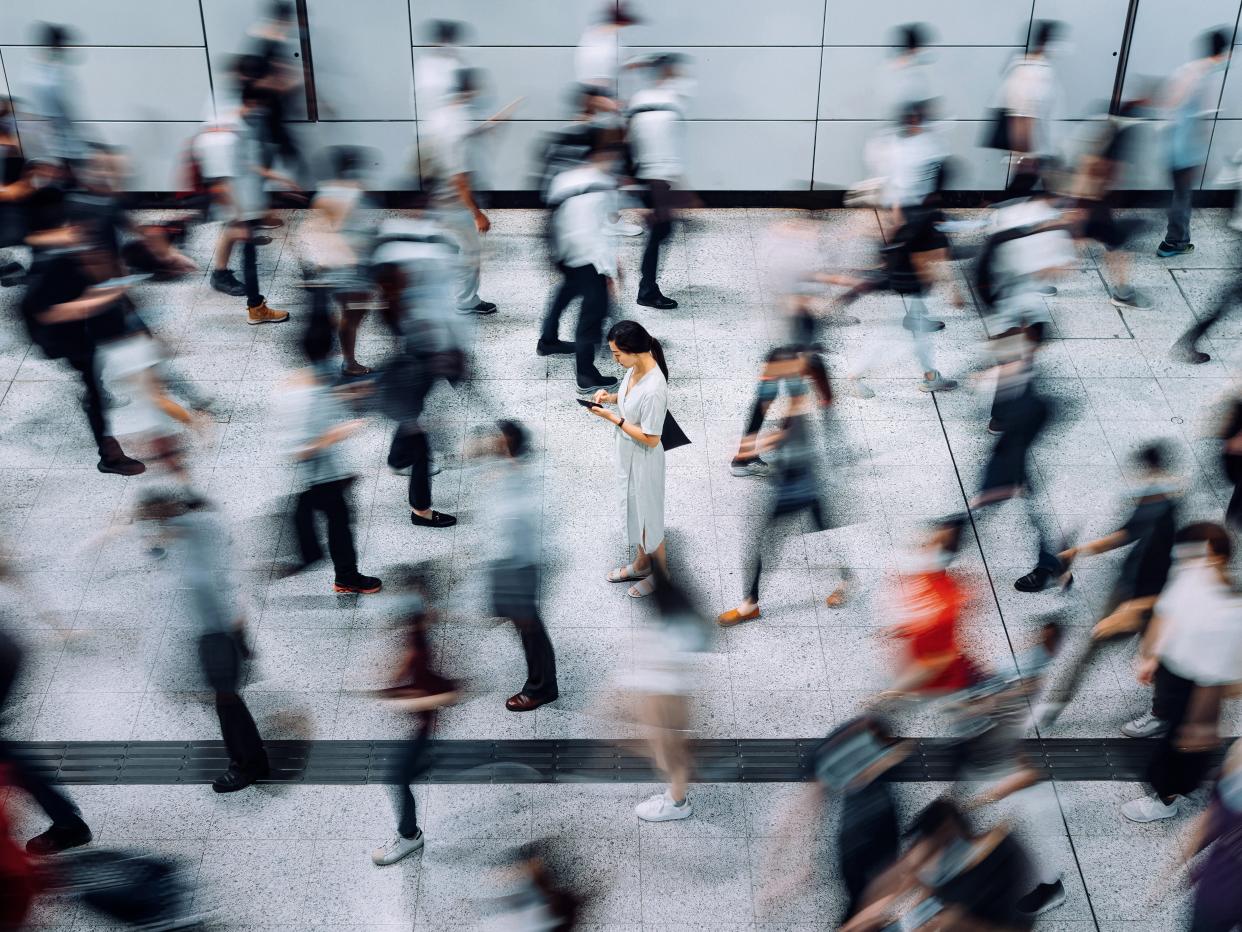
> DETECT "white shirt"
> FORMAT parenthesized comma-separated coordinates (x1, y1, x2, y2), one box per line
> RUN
(416, 47, 464, 115)
(548, 164, 617, 276)
(880, 128, 945, 208)
(883, 54, 938, 118)
(423, 102, 475, 209)
(575, 25, 619, 90)
(1155, 560, 1242, 686)
(628, 84, 686, 182)
(1002, 56, 1058, 155)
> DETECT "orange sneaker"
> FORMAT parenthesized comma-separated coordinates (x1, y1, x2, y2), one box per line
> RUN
(717, 605, 760, 627)
(247, 301, 290, 325)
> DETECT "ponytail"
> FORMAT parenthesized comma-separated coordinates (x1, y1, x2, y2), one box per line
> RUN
(649, 337, 669, 379)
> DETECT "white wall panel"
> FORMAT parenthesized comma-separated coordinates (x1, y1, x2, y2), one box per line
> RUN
(14, 121, 197, 188)
(657, 47, 821, 121)
(200, 0, 308, 120)
(307, 0, 414, 121)
(1204, 119, 1242, 188)
(1212, 50, 1242, 118)
(1121, 0, 1239, 101)
(303, 121, 419, 189)
(812, 120, 1007, 191)
(3, 47, 210, 122)
(428, 47, 577, 122)
(686, 121, 815, 189)
(408, 0, 592, 46)
(465, 119, 556, 190)
(628, 0, 824, 46)
(1032, 0, 1128, 119)
(819, 46, 1015, 121)
(823, 0, 1030, 47)
(0, 2, 205, 47)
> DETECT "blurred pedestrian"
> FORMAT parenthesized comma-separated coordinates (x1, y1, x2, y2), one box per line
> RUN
(997, 20, 1064, 195)
(1122, 523, 1242, 823)
(883, 24, 937, 121)
(1221, 396, 1242, 529)
(1158, 29, 1231, 259)
(276, 313, 382, 594)
(415, 19, 467, 115)
(575, 2, 640, 105)
(25, 24, 87, 167)
(539, 130, 623, 394)
(243, 1, 306, 184)
(1180, 739, 1242, 932)
(628, 53, 689, 310)
(470, 420, 559, 712)
(586, 320, 669, 598)
(137, 490, 269, 793)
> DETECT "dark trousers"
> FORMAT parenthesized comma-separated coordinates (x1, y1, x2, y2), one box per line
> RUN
(396, 428, 433, 512)
(0, 740, 85, 829)
(65, 349, 107, 450)
(241, 221, 263, 307)
(293, 478, 358, 578)
(1226, 454, 1242, 528)
(198, 632, 267, 774)
(492, 565, 558, 698)
(541, 263, 610, 380)
(1180, 272, 1242, 353)
(745, 500, 828, 603)
(1147, 663, 1211, 801)
(390, 712, 434, 839)
(514, 615, 558, 699)
(639, 179, 673, 299)
(1166, 165, 1198, 248)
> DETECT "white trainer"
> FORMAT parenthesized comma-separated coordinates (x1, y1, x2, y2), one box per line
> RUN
(1121, 711, 1169, 739)
(610, 219, 644, 237)
(371, 830, 424, 866)
(1121, 794, 1179, 823)
(635, 790, 692, 822)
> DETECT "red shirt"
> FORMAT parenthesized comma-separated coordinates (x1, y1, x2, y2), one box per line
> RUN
(896, 570, 979, 692)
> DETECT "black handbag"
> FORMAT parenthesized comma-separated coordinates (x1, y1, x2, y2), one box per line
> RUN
(661, 411, 691, 452)
(981, 108, 1011, 151)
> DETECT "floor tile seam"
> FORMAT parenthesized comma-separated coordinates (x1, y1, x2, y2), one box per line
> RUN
(1049, 779, 1103, 931)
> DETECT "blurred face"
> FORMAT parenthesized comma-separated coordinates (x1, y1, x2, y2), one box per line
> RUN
(609, 340, 640, 369)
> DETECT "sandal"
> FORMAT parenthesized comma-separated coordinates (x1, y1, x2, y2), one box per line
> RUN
(627, 576, 657, 598)
(607, 563, 651, 583)
(341, 363, 373, 378)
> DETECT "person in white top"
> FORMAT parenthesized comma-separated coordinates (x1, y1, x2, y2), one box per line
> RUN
(883, 24, 938, 122)
(539, 134, 625, 393)
(628, 54, 690, 310)
(574, 2, 640, 102)
(415, 20, 466, 116)
(586, 320, 670, 599)
(1122, 523, 1242, 823)
(1000, 20, 1064, 194)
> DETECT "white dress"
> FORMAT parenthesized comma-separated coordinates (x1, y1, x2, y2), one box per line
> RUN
(615, 366, 667, 550)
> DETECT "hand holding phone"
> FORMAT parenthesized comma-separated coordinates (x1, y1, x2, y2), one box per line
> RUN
(575, 398, 601, 409)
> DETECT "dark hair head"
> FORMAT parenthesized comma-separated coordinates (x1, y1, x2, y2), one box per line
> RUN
(898, 23, 928, 53)
(608, 2, 641, 26)
(268, 1, 295, 22)
(1032, 20, 1062, 52)
(1176, 522, 1233, 561)
(1134, 441, 1169, 473)
(428, 19, 461, 45)
(901, 100, 928, 127)
(40, 23, 72, 49)
(1040, 619, 1064, 654)
(235, 53, 268, 84)
(910, 797, 971, 841)
(1205, 28, 1231, 59)
(455, 67, 480, 97)
(329, 145, 364, 179)
(496, 419, 528, 458)
(607, 320, 668, 378)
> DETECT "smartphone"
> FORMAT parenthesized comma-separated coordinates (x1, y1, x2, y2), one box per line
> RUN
(575, 398, 601, 409)
(95, 274, 152, 290)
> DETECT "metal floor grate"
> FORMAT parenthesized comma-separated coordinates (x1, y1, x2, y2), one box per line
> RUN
(7, 737, 1225, 785)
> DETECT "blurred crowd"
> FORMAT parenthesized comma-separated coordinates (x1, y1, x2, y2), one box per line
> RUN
(4, 3, 1242, 929)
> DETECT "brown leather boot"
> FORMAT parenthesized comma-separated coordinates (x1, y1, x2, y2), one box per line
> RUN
(247, 301, 290, 325)
(97, 437, 145, 476)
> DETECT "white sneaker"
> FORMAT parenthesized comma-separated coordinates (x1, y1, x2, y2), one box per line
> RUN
(635, 790, 692, 822)
(1121, 794, 1179, 823)
(371, 830, 424, 865)
(1121, 711, 1169, 739)
(610, 219, 644, 237)
(1032, 700, 1064, 731)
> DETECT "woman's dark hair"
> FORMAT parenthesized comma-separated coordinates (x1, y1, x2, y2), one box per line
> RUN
(898, 23, 927, 53)
(607, 320, 668, 379)
(40, 23, 72, 49)
(268, 1, 295, 22)
(1205, 28, 1231, 60)
(909, 797, 971, 841)
(1177, 522, 1233, 561)
(1134, 441, 1169, 473)
(429, 19, 462, 45)
(496, 419, 528, 458)
(1032, 20, 1062, 53)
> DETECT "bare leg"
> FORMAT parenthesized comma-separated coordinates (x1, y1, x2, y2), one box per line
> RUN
(338, 301, 369, 374)
(212, 223, 243, 271)
(644, 694, 691, 803)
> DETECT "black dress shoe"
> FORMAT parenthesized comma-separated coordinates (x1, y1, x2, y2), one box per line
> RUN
(411, 510, 457, 528)
(212, 762, 269, 794)
(469, 300, 498, 315)
(505, 691, 558, 712)
(1014, 568, 1053, 592)
(1172, 342, 1211, 364)
(637, 293, 678, 310)
(26, 820, 92, 855)
(536, 339, 576, 356)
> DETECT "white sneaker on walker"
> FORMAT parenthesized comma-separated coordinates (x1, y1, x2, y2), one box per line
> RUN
(371, 830, 424, 865)
(1121, 794, 1179, 823)
(610, 219, 644, 237)
(636, 790, 692, 822)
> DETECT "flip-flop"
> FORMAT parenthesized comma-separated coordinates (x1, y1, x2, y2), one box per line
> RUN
(627, 576, 657, 598)
(607, 563, 651, 583)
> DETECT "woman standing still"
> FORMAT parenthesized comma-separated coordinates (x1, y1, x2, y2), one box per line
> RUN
(585, 321, 669, 598)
